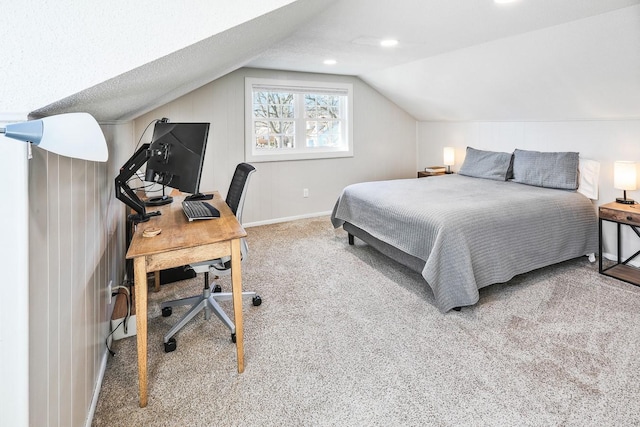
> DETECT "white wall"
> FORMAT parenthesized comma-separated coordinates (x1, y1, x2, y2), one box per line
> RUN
(417, 120, 640, 261)
(0, 119, 30, 427)
(134, 68, 418, 225)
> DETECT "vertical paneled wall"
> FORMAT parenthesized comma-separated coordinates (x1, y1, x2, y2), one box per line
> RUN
(28, 122, 133, 427)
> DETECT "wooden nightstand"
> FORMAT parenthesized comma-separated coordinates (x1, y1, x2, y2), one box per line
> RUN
(417, 171, 445, 178)
(599, 201, 640, 286)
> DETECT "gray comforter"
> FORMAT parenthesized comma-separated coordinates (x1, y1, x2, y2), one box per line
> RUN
(331, 174, 598, 312)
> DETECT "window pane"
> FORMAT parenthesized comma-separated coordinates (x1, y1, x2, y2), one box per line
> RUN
(253, 104, 268, 118)
(268, 121, 281, 133)
(282, 135, 294, 148)
(255, 135, 273, 149)
(307, 121, 342, 147)
(247, 78, 352, 161)
(305, 94, 341, 118)
(254, 121, 268, 136)
(280, 106, 294, 118)
(282, 121, 295, 135)
(267, 92, 293, 104)
(306, 121, 317, 135)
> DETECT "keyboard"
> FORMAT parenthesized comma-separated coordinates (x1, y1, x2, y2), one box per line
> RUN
(181, 200, 220, 221)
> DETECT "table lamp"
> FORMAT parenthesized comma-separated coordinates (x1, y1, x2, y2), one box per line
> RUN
(443, 147, 455, 174)
(614, 161, 637, 204)
(0, 112, 108, 162)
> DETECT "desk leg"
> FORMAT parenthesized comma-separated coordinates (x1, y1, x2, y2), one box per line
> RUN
(154, 271, 160, 292)
(230, 238, 245, 373)
(134, 257, 149, 407)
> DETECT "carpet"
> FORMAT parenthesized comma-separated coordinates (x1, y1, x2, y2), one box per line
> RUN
(92, 216, 640, 426)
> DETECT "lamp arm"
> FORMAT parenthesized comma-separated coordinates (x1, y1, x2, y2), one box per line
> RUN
(114, 143, 160, 223)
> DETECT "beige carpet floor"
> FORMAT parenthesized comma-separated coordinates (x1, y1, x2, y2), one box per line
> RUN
(93, 216, 640, 426)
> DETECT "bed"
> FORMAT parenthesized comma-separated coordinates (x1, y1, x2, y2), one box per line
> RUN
(331, 148, 599, 312)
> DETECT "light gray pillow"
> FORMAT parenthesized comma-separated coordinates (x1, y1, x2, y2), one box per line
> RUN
(458, 147, 513, 181)
(512, 149, 579, 190)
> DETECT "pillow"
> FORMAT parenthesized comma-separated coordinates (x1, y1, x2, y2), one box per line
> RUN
(512, 149, 579, 190)
(458, 147, 513, 181)
(577, 158, 600, 200)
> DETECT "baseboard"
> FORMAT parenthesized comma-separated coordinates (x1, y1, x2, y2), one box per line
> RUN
(244, 210, 332, 228)
(86, 347, 110, 427)
(601, 251, 640, 268)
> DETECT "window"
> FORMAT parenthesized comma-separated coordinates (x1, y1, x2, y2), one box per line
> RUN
(245, 78, 353, 162)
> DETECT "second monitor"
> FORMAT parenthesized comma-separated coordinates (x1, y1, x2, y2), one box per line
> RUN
(145, 122, 210, 204)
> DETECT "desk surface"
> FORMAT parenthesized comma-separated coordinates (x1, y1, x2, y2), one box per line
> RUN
(127, 192, 246, 259)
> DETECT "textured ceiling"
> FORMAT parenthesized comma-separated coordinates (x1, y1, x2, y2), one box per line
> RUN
(2, 0, 300, 115)
(31, 0, 334, 121)
(25, 0, 640, 122)
(33, 0, 336, 121)
(247, 0, 640, 121)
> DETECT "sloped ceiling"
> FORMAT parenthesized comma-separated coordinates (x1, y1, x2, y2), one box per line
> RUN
(29, 0, 336, 121)
(1, 0, 308, 117)
(247, 0, 640, 121)
(21, 0, 640, 122)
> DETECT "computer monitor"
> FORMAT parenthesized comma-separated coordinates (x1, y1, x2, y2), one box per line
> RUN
(145, 122, 210, 196)
(115, 120, 210, 223)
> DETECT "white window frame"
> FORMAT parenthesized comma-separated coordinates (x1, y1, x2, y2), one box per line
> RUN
(245, 77, 353, 162)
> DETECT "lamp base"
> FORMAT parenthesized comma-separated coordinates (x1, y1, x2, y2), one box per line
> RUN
(616, 197, 635, 205)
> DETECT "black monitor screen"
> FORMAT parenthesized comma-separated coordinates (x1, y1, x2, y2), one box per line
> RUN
(145, 122, 210, 194)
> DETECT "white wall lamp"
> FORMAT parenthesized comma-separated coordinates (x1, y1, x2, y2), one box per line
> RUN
(614, 161, 637, 204)
(443, 147, 455, 174)
(0, 112, 108, 162)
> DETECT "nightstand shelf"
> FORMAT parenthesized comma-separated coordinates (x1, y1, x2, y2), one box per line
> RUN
(599, 201, 640, 286)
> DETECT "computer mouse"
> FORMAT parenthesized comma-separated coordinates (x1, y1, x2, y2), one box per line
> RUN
(185, 193, 213, 201)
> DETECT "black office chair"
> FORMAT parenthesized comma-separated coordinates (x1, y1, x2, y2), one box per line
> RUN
(160, 163, 261, 352)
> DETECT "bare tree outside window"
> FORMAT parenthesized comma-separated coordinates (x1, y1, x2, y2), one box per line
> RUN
(253, 92, 295, 149)
(245, 78, 352, 162)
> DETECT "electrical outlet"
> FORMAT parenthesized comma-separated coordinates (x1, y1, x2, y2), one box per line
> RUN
(303, 188, 309, 198)
(107, 280, 113, 303)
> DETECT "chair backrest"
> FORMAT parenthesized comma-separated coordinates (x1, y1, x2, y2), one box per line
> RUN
(225, 163, 256, 224)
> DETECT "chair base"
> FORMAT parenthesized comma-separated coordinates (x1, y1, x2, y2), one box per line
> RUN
(160, 272, 259, 351)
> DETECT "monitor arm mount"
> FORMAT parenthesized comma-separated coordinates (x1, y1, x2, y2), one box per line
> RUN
(115, 143, 163, 223)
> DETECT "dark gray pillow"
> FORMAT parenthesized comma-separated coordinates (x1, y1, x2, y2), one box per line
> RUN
(512, 149, 579, 190)
(458, 147, 513, 181)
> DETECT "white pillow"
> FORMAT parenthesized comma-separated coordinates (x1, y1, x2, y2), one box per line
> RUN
(577, 158, 600, 200)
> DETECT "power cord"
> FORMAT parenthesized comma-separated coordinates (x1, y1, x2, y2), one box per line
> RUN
(133, 118, 168, 152)
(105, 285, 132, 357)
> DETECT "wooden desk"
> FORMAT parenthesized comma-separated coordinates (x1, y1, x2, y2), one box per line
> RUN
(126, 192, 247, 407)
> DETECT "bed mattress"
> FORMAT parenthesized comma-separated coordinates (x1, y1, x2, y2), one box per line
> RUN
(331, 174, 598, 312)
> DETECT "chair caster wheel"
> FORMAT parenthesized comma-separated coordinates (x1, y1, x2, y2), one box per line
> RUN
(231, 333, 237, 343)
(162, 307, 172, 317)
(164, 337, 177, 353)
(213, 284, 222, 293)
(252, 295, 262, 306)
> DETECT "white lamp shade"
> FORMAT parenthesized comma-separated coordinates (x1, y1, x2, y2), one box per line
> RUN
(614, 161, 637, 191)
(4, 113, 108, 162)
(443, 147, 455, 166)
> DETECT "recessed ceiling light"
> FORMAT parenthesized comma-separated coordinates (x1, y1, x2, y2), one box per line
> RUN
(323, 59, 337, 65)
(380, 39, 398, 47)
(494, 0, 519, 3)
